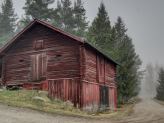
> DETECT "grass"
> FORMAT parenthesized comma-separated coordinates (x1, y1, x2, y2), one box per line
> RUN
(0, 89, 135, 119)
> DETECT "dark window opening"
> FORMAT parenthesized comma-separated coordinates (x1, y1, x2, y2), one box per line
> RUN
(19, 59, 24, 62)
(56, 54, 62, 57)
(54, 54, 62, 62)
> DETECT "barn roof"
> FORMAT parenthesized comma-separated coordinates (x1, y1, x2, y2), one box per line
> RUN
(0, 19, 118, 65)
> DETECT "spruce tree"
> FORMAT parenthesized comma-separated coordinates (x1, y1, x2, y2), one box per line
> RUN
(156, 68, 164, 101)
(113, 17, 142, 103)
(0, 0, 17, 36)
(87, 2, 111, 50)
(53, 0, 75, 33)
(51, 0, 63, 29)
(23, 0, 54, 23)
(0, 0, 17, 46)
(73, 0, 88, 37)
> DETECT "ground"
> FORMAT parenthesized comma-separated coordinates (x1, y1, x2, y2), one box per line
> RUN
(0, 98, 164, 123)
(117, 99, 164, 123)
(0, 104, 109, 123)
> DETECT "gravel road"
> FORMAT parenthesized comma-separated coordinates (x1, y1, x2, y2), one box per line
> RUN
(0, 98, 164, 123)
(118, 99, 164, 123)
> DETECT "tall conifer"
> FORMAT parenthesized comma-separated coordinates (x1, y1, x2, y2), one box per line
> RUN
(0, 0, 17, 46)
(87, 2, 111, 50)
(54, 0, 75, 33)
(113, 17, 142, 103)
(73, 0, 88, 37)
(23, 0, 54, 22)
(0, 0, 17, 36)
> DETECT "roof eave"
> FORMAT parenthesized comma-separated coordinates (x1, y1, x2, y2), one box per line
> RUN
(84, 41, 120, 66)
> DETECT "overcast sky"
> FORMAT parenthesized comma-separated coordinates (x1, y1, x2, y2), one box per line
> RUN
(8, 0, 164, 67)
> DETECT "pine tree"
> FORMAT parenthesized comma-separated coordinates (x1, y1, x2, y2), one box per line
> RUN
(156, 68, 164, 101)
(87, 2, 111, 50)
(51, 0, 63, 29)
(113, 17, 142, 103)
(0, 0, 17, 36)
(23, 0, 54, 23)
(0, 0, 17, 46)
(53, 0, 75, 33)
(73, 0, 88, 37)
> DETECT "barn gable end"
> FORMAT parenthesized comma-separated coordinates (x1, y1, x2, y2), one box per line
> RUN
(1, 21, 81, 87)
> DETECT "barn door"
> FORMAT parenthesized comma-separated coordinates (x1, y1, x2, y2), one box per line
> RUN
(100, 86, 109, 108)
(109, 88, 115, 110)
(31, 53, 47, 81)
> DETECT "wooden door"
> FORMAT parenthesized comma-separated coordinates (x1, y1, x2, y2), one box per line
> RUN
(109, 88, 115, 109)
(31, 53, 47, 81)
(100, 85, 109, 107)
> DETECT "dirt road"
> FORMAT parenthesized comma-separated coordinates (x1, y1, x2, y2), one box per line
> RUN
(0, 99, 164, 123)
(118, 99, 164, 123)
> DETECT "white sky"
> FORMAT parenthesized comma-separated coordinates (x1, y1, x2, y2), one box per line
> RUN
(2, 0, 164, 68)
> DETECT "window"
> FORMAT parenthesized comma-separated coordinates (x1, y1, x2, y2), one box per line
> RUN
(31, 53, 47, 81)
(34, 40, 44, 50)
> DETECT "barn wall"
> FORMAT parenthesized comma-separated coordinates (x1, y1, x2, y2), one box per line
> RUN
(82, 46, 116, 85)
(109, 86, 117, 110)
(81, 82, 100, 111)
(82, 47, 97, 83)
(3, 23, 80, 85)
(47, 47, 80, 79)
(4, 54, 31, 84)
(81, 46, 117, 110)
(48, 78, 81, 107)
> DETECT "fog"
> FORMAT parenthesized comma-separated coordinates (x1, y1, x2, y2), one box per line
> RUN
(140, 63, 161, 99)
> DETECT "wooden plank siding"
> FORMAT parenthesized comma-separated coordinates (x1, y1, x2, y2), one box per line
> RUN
(48, 78, 81, 107)
(2, 23, 81, 85)
(81, 46, 117, 110)
(82, 46, 116, 85)
(81, 82, 100, 110)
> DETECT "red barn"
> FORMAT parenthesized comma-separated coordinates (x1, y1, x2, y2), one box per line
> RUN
(0, 19, 118, 111)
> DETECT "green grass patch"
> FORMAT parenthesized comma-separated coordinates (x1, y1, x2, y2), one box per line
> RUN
(0, 90, 134, 119)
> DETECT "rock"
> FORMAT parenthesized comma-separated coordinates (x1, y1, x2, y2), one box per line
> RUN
(32, 96, 46, 102)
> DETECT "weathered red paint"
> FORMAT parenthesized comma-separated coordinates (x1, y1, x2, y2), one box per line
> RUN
(48, 78, 81, 107)
(0, 19, 118, 110)
(23, 80, 48, 91)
